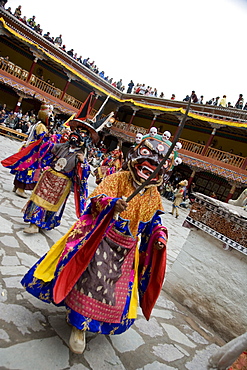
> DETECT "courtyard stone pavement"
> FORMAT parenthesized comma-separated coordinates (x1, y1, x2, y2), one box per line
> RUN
(0, 136, 225, 370)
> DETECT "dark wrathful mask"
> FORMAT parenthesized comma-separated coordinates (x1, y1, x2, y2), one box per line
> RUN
(127, 136, 173, 187)
(69, 130, 91, 148)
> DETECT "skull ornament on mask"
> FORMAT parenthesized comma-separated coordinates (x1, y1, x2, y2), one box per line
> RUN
(162, 131, 171, 141)
(174, 142, 182, 151)
(149, 127, 158, 137)
(135, 133, 143, 144)
(127, 136, 173, 187)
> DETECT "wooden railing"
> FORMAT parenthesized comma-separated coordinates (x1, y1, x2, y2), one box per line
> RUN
(0, 125, 28, 141)
(178, 138, 205, 155)
(205, 147, 245, 167)
(0, 58, 82, 109)
(114, 120, 148, 135)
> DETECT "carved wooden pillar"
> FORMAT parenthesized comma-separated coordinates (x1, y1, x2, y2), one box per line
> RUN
(187, 170, 196, 189)
(26, 57, 38, 83)
(225, 183, 237, 203)
(61, 78, 71, 100)
(127, 108, 139, 130)
(201, 128, 216, 156)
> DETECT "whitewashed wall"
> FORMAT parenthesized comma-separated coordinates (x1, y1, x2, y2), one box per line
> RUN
(164, 228, 247, 342)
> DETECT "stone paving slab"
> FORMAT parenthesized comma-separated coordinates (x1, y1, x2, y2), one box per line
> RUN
(0, 136, 225, 369)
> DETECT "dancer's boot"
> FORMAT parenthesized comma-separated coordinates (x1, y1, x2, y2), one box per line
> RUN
(69, 326, 86, 354)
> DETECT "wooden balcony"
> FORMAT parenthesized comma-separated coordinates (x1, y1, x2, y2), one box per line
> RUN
(110, 123, 247, 171)
(0, 57, 83, 110)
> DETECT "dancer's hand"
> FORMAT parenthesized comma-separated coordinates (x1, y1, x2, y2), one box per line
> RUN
(154, 240, 166, 250)
(114, 199, 128, 214)
(77, 153, 84, 162)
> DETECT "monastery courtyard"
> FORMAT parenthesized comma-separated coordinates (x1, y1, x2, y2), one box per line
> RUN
(0, 136, 226, 370)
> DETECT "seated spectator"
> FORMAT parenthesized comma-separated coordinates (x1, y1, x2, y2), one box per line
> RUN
(139, 84, 146, 95)
(99, 71, 105, 78)
(83, 58, 90, 67)
(171, 94, 175, 100)
(206, 98, 215, 105)
(213, 97, 220, 106)
(219, 95, 227, 107)
(21, 16, 27, 25)
(108, 77, 113, 84)
(54, 34, 63, 47)
(159, 92, 164, 98)
(67, 49, 74, 57)
(6, 7, 12, 13)
(112, 81, 117, 87)
(199, 95, 204, 104)
(235, 94, 244, 109)
(44, 32, 53, 43)
(14, 5, 22, 19)
(77, 55, 83, 63)
(61, 45, 66, 52)
(34, 24, 42, 34)
(183, 95, 190, 101)
(120, 85, 125, 92)
(227, 102, 233, 108)
(243, 102, 247, 110)
(21, 120, 30, 133)
(191, 91, 198, 103)
(4, 112, 18, 128)
(27, 16, 36, 28)
(93, 66, 99, 74)
(73, 53, 78, 60)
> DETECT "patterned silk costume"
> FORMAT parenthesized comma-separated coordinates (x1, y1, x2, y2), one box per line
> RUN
(21, 170, 167, 334)
(22, 141, 90, 230)
(21, 132, 181, 352)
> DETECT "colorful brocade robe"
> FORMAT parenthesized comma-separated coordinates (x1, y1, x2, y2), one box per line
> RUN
(21, 171, 167, 335)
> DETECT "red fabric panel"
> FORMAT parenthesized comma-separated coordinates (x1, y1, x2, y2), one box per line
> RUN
(53, 208, 115, 304)
(1, 138, 43, 167)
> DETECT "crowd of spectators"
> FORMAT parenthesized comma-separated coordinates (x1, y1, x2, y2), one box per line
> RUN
(0, 104, 35, 133)
(1, 3, 247, 110)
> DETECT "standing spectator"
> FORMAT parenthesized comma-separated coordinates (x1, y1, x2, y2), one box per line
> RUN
(191, 91, 198, 103)
(153, 88, 158, 97)
(54, 34, 63, 47)
(14, 5, 22, 19)
(169, 180, 188, 218)
(127, 80, 134, 94)
(116, 79, 123, 90)
(199, 95, 204, 104)
(235, 94, 244, 109)
(219, 95, 227, 107)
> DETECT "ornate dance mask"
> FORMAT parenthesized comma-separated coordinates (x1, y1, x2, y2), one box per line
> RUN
(127, 136, 173, 187)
